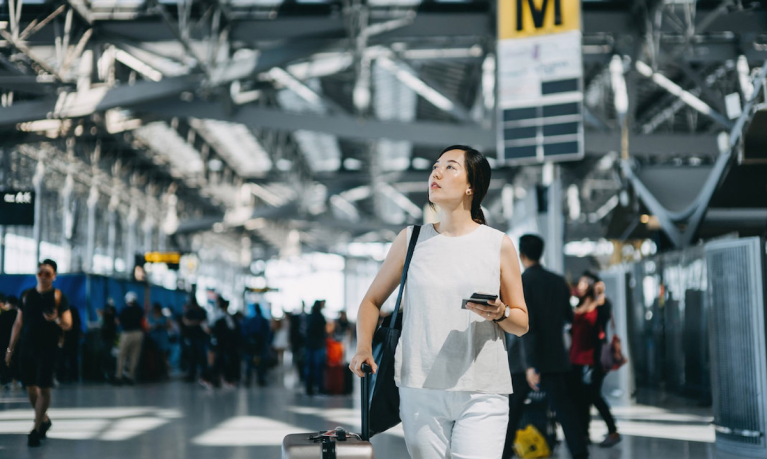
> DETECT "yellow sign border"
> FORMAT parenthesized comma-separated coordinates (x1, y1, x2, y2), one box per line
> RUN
(499, 0, 581, 39)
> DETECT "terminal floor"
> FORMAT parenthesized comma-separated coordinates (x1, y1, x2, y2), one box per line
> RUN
(0, 372, 729, 459)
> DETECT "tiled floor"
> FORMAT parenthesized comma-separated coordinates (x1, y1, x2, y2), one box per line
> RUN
(0, 372, 744, 459)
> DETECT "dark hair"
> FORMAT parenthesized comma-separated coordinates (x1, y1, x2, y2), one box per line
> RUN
(582, 270, 601, 283)
(152, 303, 163, 311)
(7, 295, 18, 306)
(311, 300, 325, 314)
(429, 145, 492, 225)
(0, 293, 6, 303)
(580, 270, 601, 300)
(39, 259, 57, 273)
(519, 234, 544, 262)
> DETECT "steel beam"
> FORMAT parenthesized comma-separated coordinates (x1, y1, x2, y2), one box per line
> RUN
(137, 99, 723, 157)
(0, 74, 202, 128)
(623, 61, 767, 247)
(621, 160, 683, 247)
(377, 56, 472, 122)
(89, 9, 767, 42)
(635, 61, 733, 129)
(139, 100, 495, 148)
(681, 61, 767, 246)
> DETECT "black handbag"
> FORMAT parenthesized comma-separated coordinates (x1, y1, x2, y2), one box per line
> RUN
(367, 225, 421, 437)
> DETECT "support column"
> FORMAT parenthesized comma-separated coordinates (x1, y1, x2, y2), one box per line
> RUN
(85, 184, 99, 273)
(0, 148, 6, 275)
(158, 228, 167, 252)
(107, 194, 119, 274)
(32, 160, 45, 264)
(143, 215, 154, 252)
(544, 165, 564, 274)
(0, 225, 4, 275)
(126, 204, 138, 275)
(61, 174, 75, 272)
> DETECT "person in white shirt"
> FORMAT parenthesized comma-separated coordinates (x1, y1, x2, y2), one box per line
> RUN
(350, 145, 529, 459)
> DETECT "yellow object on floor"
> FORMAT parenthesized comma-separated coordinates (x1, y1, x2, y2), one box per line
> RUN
(513, 424, 552, 458)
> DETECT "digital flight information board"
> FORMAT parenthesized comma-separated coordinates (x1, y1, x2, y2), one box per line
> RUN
(0, 190, 35, 226)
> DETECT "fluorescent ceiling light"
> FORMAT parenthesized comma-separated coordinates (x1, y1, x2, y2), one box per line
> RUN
(377, 56, 454, 112)
(134, 122, 204, 176)
(378, 183, 423, 219)
(287, 53, 353, 80)
(114, 50, 163, 81)
(269, 68, 324, 109)
(401, 46, 483, 60)
(636, 60, 714, 116)
(277, 82, 341, 172)
(191, 119, 272, 177)
(373, 61, 416, 171)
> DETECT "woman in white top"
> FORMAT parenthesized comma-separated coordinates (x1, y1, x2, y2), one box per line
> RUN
(350, 146, 529, 459)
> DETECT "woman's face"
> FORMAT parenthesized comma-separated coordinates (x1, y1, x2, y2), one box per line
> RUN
(429, 149, 471, 207)
(577, 277, 591, 297)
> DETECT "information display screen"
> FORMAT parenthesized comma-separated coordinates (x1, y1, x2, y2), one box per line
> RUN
(0, 190, 35, 226)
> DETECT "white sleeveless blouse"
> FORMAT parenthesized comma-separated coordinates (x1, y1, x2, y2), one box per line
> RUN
(394, 223, 514, 394)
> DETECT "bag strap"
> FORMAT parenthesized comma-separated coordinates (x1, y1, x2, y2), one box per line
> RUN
(389, 225, 421, 330)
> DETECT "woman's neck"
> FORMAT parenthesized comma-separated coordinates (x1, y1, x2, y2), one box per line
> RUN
(434, 205, 479, 237)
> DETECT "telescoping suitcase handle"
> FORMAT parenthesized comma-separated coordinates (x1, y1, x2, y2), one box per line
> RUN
(361, 363, 373, 441)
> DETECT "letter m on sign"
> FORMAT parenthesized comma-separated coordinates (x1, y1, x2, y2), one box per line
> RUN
(517, 0, 562, 30)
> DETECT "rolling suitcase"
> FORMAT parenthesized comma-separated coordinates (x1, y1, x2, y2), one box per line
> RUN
(517, 390, 558, 455)
(324, 364, 354, 395)
(282, 364, 375, 458)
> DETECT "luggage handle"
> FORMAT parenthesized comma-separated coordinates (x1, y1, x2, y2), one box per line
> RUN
(361, 363, 373, 441)
(310, 427, 361, 442)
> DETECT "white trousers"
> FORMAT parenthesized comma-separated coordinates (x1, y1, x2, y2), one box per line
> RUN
(399, 387, 509, 459)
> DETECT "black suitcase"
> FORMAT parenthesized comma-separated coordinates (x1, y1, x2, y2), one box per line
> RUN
(520, 390, 558, 452)
(282, 364, 375, 458)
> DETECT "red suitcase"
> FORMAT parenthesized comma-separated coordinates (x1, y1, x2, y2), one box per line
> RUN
(282, 364, 374, 458)
(323, 363, 354, 395)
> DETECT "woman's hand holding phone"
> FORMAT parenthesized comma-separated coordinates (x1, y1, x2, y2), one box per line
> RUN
(465, 294, 505, 321)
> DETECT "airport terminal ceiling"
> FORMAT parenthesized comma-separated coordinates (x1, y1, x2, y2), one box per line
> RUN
(1, 0, 766, 260)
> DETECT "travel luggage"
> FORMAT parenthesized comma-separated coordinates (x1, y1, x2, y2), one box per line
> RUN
(326, 338, 344, 366)
(81, 329, 107, 381)
(324, 363, 354, 395)
(514, 424, 552, 459)
(517, 390, 557, 456)
(137, 334, 166, 382)
(282, 364, 374, 458)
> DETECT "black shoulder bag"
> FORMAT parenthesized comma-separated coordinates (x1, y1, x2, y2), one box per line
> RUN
(367, 225, 421, 437)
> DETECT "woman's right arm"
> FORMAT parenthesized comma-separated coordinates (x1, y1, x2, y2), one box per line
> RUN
(5, 310, 23, 367)
(349, 228, 409, 377)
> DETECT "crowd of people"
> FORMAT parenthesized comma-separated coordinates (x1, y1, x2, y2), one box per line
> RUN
(0, 278, 354, 396)
(0, 258, 355, 447)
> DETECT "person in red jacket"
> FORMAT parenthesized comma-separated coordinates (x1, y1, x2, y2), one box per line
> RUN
(570, 271, 621, 448)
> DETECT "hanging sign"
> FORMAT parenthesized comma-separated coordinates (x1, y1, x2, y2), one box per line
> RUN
(497, 0, 585, 164)
(0, 190, 35, 226)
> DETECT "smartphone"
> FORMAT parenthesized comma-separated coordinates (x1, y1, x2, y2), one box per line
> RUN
(461, 293, 498, 309)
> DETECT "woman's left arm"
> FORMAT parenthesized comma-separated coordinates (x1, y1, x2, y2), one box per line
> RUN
(497, 235, 529, 336)
(468, 236, 529, 336)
